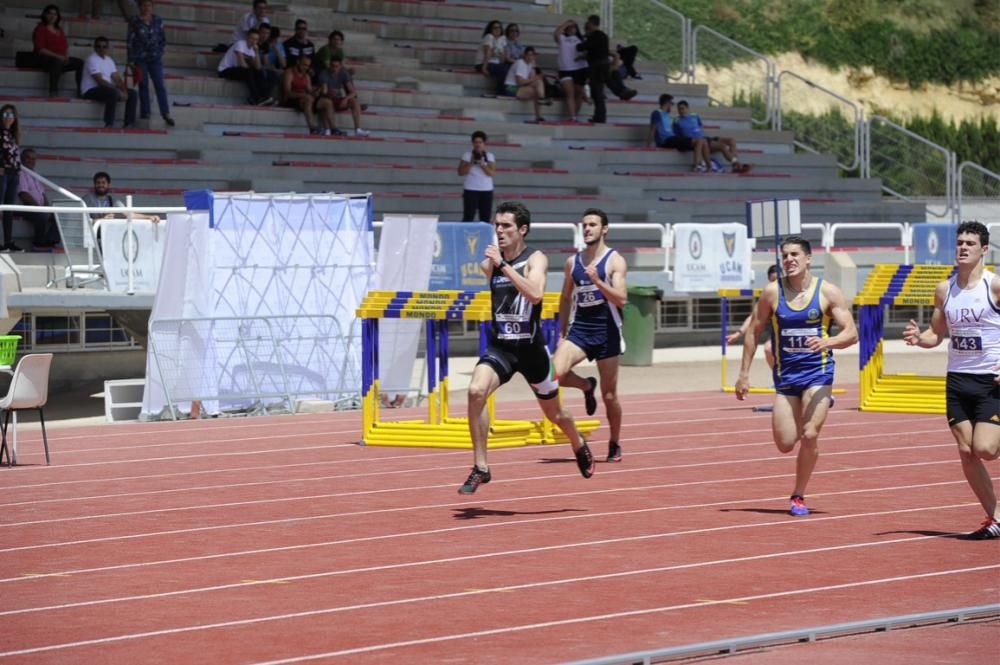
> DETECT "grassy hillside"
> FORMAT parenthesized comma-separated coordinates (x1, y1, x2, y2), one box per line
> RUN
(568, 0, 1000, 87)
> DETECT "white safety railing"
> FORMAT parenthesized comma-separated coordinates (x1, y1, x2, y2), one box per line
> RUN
(956, 161, 1000, 225)
(827, 222, 912, 264)
(775, 71, 862, 172)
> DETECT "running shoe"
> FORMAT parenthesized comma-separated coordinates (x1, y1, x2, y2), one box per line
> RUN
(458, 466, 491, 494)
(584, 377, 598, 416)
(964, 518, 1000, 540)
(607, 440, 622, 463)
(789, 495, 809, 516)
(575, 439, 595, 478)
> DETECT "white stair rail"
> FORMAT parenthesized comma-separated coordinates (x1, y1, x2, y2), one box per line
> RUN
(828, 222, 912, 264)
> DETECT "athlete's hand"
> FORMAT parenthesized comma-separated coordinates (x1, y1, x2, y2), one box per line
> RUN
(734, 375, 750, 401)
(805, 336, 827, 352)
(902, 319, 921, 346)
(484, 244, 502, 267)
(993, 362, 1000, 384)
(584, 263, 600, 283)
(726, 331, 742, 344)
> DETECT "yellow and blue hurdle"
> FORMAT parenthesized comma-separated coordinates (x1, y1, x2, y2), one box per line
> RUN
(359, 290, 601, 448)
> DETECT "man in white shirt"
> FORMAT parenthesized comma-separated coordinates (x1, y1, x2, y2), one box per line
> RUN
(457, 130, 496, 222)
(502, 47, 550, 123)
(81, 36, 137, 128)
(232, 0, 269, 44)
(218, 28, 275, 106)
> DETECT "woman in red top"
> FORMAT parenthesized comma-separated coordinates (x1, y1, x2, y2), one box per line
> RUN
(23, 5, 84, 97)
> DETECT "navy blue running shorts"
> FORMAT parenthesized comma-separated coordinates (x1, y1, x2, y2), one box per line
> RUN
(566, 325, 622, 362)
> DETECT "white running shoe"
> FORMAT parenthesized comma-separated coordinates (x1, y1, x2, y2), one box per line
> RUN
(355, 128, 371, 137)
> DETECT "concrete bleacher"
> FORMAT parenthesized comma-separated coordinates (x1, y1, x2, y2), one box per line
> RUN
(0, 0, 924, 254)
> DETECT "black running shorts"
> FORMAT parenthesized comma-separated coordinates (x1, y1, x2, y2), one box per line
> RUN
(946, 372, 1000, 427)
(477, 339, 559, 399)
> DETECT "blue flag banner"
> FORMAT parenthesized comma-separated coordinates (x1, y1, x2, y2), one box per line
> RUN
(430, 222, 494, 291)
(913, 223, 956, 265)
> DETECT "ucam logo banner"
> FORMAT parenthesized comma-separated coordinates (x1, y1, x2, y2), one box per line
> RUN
(673, 223, 751, 293)
(100, 219, 167, 292)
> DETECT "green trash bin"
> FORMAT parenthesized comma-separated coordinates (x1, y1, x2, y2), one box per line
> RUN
(620, 286, 660, 366)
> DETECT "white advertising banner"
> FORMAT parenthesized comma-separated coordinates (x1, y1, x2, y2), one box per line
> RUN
(100, 219, 167, 292)
(376, 214, 438, 399)
(672, 223, 751, 293)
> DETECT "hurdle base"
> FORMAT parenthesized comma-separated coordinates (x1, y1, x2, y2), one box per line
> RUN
(860, 374, 945, 414)
(722, 386, 848, 395)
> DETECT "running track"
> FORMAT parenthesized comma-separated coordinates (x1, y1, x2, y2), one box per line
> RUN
(0, 390, 997, 663)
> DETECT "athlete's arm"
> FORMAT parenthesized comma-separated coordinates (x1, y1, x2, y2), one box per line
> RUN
(588, 252, 627, 309)
(727, 313, 753, 344)
(558, 256, 575, 337)
(479, 256, 493, 279)
(806, 281, 858, 351)
(903, 280, 948, 348)
(499, 249, 546, 305)
(735, 283, 776, 399)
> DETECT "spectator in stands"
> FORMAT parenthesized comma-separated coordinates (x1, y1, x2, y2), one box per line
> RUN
(0, 105, 23, 252)
(21, 5, 83, 97)
(79, 0, 130, 20)
(218, 28, 276, 106)
(260, 25, 286, 72)
(646, 93, 712, 172)
(607, 50, 638, 101)
(81, 36, 138, 129)
(16, 149, 63, 250)
(554, 19, 588, 123)
(474, 20, 507, 95)
(316, 30, 345, 71)
(283, 19, 315, 70)
(282, 55, 336, 135)
(615, 43, 640, 79)
(82, 171, 160, 223)
(457, 130, 496, 222)
(503, 24, 525, 63)
(232, 0, 269, 45)
(317, 55, 370, 136)
(674, 100, 750, 173)
(576, 15, 610, 124)
(502, 47, 550, 123)
(127, 0, 174, 127)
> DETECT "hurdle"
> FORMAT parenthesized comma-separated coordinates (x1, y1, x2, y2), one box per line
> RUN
(856, 264, 952, 414)
(358, 290, 601, 448)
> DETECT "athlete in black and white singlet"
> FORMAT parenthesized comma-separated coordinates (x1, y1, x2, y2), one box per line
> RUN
(944, 268, 1000, 375)
(488, 246, 543, 347)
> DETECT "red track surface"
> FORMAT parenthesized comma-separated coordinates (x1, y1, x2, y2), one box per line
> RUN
(1, 391, 997, 664)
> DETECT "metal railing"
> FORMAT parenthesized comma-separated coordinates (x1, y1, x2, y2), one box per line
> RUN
(775, 70, 862, 172)
(956, 161, 1000, 225)
(690, 25, 774, 126)
(864, 115, 954, 218)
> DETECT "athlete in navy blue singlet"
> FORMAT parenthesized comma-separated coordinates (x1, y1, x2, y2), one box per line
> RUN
(735, 236, 857, 516)
(553, 209, 628, 462)
(459, 201, 596, 494)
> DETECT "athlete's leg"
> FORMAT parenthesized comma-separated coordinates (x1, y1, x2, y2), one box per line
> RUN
(596, 355, 622, 443)
(553, 337, 590, 391)
(792, 384, 832, 498)
(771, 392, 803, 454)
(467, 363, 502, 471)
(954, 421, 999, 519)
(536, 392, 582, 450)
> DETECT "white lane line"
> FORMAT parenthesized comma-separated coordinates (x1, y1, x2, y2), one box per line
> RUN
(250, 564, 1000, 664)
(2, 411, 917, 473)
(0, 441, 956, 528)
(0, 483, 969, 591)
(0, 433, 952, 509)
(0, 461, 961, 554)
(0, 554, 991, 659)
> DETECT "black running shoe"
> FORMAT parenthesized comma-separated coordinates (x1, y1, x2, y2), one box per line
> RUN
(458, 466, 491, 494)
(606, 440, 622, 463)
(583, 377, 598, 416)
(575, 440, 595, 478)
(964, 518, 1000, 540)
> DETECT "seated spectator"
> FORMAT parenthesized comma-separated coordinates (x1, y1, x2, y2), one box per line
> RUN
(283, 19, 315, 70)
(474, 20, 507, 95)
(81, 37, 138, 129)
(502, 47, 551, 123)
(674, 100, 750, 173)
(282, 55, 336, 135)
(503, 24, 524, 63)
(16, 149, 63, 250)
(127, 0, 174, 127)
(646, 93, 712, 172)
(82, 170, 160, 224)
(317, 56, 369, 136)
(615, 43, 640, 79)
(19, 5, 83, 97)
(260, 25, 286, 73)
(315, 30, 344, 71)
(217, 28, 276, 106)
(607, 50, 637, 101)
(232, 0, 269, 44)
(553, 19, 588, 122)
